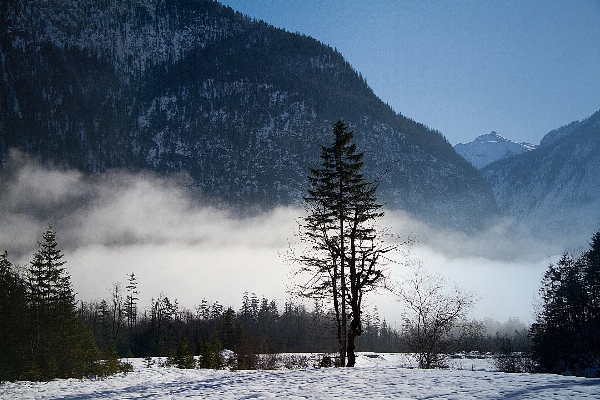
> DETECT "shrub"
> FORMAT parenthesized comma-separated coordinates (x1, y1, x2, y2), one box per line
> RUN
(166, 339, 196, 369)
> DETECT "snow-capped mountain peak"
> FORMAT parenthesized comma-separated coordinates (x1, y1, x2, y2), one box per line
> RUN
(474, 131, 507, 143)
(453, 131, 535, 169)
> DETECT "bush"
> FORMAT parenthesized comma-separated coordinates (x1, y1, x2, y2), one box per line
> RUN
(280, 354, 311, 369)
(493, 353, 535, 373)
(225, 352, 316, 371)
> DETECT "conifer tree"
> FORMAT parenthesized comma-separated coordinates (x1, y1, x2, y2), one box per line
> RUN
(293, 120, 396, 366)
(24, 225, 99, 380)
(199, 334, 224, 369)
(531, 228, 600, 374)
(125, 272, 139, 351)
(0, 251, 28, 381)
(584, 231, 600, 323)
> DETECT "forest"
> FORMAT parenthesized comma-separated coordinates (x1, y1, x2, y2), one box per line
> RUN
(2, 224, 599, 380)
(0, 224, 534, 381)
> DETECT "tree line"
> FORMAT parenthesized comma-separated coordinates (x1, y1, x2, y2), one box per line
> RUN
(530, 229, 600, 376)
(1, 224, 532, 381)
(0, 228, 131, 382)
(0, 224, 403, 381)
(76, 281, 403, 363)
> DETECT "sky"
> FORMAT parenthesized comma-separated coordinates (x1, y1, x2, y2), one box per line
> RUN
(219, 0, 600, 145)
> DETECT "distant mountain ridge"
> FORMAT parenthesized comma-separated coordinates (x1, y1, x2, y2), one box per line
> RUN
(454, 132, 536, 169)
(481, 110, 600, 244)
(0, 0, 497, 230)
(539, 120, 584, 148)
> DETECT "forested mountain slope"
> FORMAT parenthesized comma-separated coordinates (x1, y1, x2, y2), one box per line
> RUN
(481, 110, 600, 242)
(0, 0, 497, 229)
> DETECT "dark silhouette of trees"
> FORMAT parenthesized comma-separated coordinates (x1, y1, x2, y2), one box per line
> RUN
(530, 229, 600, 376)
(125, 272, 139, 352)
(24, 226, 100, 380)
(291, 120, 397, 366)
(5, 225, 555, 379)
(0, 251, 28, 381)
(0, 227, 101, 381)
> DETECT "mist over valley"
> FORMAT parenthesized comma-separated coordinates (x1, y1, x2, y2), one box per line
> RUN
(0, 151, 577, 324)
(1, 0, 599, 327)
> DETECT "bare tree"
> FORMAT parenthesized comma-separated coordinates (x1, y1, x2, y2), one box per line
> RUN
(397, 260, 479, 369)
(125, 273, 139, 344)
(109, 282, 126, 343)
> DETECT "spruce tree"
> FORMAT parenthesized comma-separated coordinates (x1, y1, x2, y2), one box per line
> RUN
(531, 228, 600, 375)
(125, 272, 139, 353)
(584, 231, 600, 321)
(294, 120, 394, 366)
(24, 225, 99, 380)
(582, 230, 600, 368)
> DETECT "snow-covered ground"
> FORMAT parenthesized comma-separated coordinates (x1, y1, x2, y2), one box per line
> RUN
(1, 354, 598, 399)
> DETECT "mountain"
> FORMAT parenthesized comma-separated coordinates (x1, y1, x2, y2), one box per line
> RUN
(481, 110, 600, 244)
(454, 132, 536, 169)
(0, 0, 497, 229)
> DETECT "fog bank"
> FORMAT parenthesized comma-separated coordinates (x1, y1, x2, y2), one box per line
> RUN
(0, 152, 568, 323)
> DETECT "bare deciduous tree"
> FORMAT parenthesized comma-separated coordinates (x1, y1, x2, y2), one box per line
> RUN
(397, 260, 480, 369)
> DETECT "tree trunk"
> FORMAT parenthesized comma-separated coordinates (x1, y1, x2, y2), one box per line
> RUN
(338, 148, 347, 368)
(347, 321, 358, 367)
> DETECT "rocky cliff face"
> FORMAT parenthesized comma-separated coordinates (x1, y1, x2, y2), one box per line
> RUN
(0, 0, 497, 229)
(481, 110, 600, 243)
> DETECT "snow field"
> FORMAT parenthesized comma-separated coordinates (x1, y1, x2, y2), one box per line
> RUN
(1, 354, 598, 399)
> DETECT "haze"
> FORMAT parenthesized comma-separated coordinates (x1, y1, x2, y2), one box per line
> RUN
(0, 152, 569, 324)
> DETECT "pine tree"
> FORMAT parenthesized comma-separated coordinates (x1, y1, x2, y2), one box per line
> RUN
(168, 338, 196, 369)
(582, 230, 600, 368)
(199, 334, 223, 369)
(583, 231, 600, 322)
(125, 272, 139, 352)
(531, 229, 600, 375)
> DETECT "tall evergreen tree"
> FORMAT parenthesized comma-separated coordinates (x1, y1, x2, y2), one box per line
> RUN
(583, 231, 600, 322)
(125, 272, 139, 352)
(24, 225, 99, 380)
(582, 230, 600, 366)
(293, 120, 395, 366)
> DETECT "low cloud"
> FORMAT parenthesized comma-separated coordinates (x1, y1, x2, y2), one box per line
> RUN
(0, 151, 567, 323)
(0, 151, 298, 310)
(384, 210, 564, 263)
(380, 212, 566, 323)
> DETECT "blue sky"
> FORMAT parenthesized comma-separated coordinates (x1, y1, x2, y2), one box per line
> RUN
(219, 0, 600, 145)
